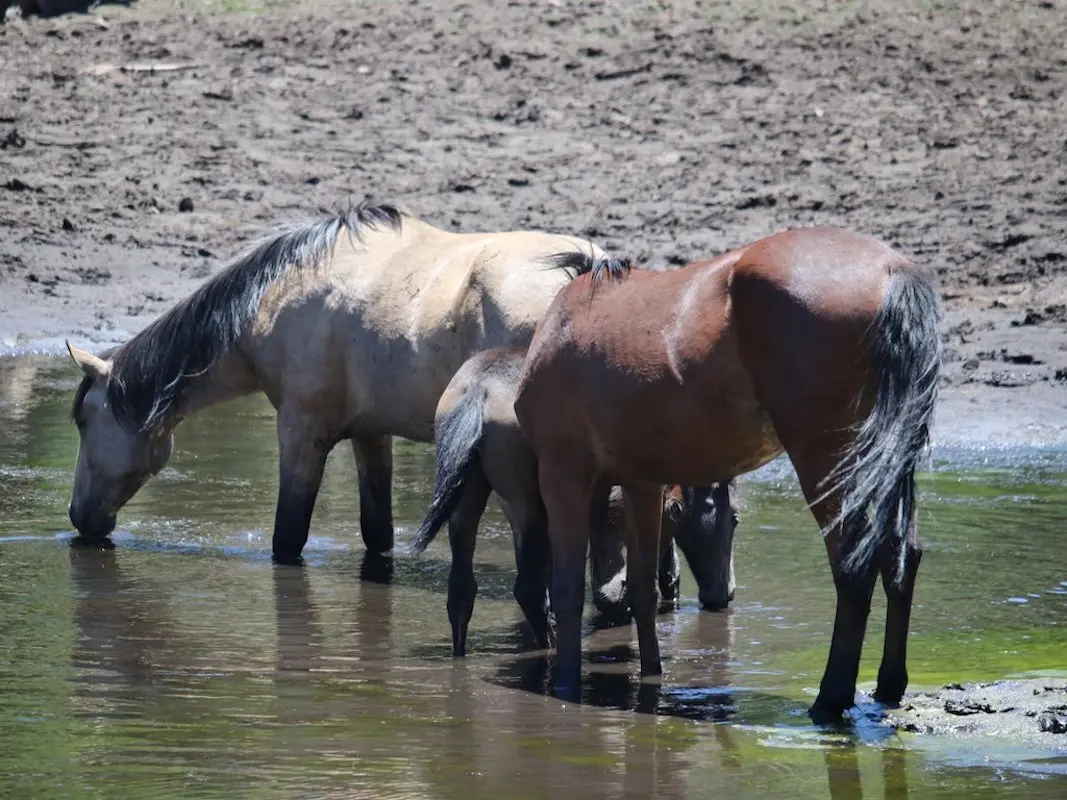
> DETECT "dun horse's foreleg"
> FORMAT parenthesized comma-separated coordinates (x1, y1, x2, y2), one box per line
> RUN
(273, 420, 330, 564)
(874, 519, 922, 707)
(622, 482, 664, 678)
(446, 470, 492, 658)
(539, 458, 596, 700)
(351, 434, 394, 554)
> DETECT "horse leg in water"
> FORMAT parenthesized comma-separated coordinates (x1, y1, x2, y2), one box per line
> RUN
(621, 482, 664, 678)
(538, 456, 596, 699)
(273, 413, 331, 564)
(507, 504, 554, 650)
(789, 443, 880, 724)
(659, 486, 685, 609)
(588, 482, 630, 621)
(445, 468, 492, 657)
(351, 434, 394, 554)
(874, 518, 922, 706)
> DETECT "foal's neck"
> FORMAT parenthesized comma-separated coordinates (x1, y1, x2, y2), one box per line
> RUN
(170, 347, 260, 425)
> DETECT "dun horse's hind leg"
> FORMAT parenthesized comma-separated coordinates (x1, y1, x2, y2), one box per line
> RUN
(538, 457, 596, 700)
(873, 519, 922, 706)
(273, 417, 330, 564)
(621, 482, 664, 678)
(351, 434, 395, 555)
(446, 469, 492, 657)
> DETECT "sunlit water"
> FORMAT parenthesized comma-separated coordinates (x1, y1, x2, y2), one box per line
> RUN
(1, 355, 1065, 798)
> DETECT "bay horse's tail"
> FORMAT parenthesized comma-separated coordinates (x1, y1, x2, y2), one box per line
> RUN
(411, 388, 487, 555)
(819, 265, 942, 583)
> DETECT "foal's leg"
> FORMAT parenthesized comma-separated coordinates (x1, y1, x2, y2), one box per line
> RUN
(273, 416, 331, 564)
(874, 517, 922, 706)
(621, 482, 664, 678)
(446, 468, 492, 657)
(658, 535, 682, 610)
(538, 457, 596, 699)
(351, 434, 394, 554)
(513, 510, 554, 649)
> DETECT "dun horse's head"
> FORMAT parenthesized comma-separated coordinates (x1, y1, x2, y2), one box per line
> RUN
(66, 343, 174, 543)
(663, 483, 739, 611)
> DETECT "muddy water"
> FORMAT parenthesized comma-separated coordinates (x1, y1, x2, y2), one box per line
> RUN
(1, 355, 1066, 799)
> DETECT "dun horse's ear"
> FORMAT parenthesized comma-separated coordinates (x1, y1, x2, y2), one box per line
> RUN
(66, 341, 109, 382)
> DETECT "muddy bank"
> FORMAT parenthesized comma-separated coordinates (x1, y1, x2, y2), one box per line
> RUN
(1, 0, 1065, 439)
(882, 678, 1067, 755)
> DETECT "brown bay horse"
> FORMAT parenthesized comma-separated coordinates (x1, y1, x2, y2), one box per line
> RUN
(65, 203, 607, 563)
(514, 227, 941, 723)
(409, 347, 738, 655)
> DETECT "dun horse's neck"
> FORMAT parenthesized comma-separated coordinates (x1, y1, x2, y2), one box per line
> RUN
(169, 347, 260, 426)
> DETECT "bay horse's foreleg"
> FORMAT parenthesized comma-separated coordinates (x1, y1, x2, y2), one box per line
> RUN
(351, 434, 394, 554)
(446, 468, 492, 658)
(874, 518, 922, 706)
(621, 482, 664, 678)
(273, 419, 331, 564)
(538, 457, 596, 700)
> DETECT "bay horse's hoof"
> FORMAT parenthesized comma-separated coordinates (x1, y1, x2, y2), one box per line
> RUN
(808, 699, 852, 726)
(271, 552, 305, 567)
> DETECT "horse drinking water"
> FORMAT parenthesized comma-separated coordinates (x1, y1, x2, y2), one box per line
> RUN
(409, 346, 739, 655)
(514, 226, 941, 723)
(66, 204, 607, 562)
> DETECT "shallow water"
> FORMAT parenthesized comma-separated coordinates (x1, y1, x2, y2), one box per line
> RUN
(1, 355, 1066, 798)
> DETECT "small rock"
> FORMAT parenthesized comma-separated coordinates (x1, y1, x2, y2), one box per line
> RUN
(3, 178, 31, 192)
(178, 197, 194, 213)
(962, 359, 979, 371)
(507, 177, 530, 187)
(944, 683, 965, 691)
(944, 699, 995, 716)
(494, 52, 512, 69)
(1037, 712, 1067, 734)
(62, 217, 75, 232)
(2, 128, 26, 149)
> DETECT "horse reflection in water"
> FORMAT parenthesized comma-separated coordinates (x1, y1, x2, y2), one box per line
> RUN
(68, 544, 179, 715)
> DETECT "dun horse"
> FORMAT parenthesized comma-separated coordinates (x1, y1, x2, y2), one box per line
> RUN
(66, 204, 607, 561)
(409, 347, 738, 655)
(514, 227, 941, 723)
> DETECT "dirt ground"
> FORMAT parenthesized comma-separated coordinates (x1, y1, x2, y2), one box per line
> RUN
(1, 0, 1066, 440)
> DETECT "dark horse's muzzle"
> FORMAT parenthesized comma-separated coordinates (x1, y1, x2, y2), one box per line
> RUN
(69, 503, 117, 544)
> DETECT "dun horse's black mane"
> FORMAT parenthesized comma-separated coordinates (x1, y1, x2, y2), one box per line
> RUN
(544, 250, 632, 282)
(72, 203, 404, 433)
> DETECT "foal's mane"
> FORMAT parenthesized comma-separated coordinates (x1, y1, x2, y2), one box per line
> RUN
(543, 250, 632, 282)
(73, 203, 404, 433)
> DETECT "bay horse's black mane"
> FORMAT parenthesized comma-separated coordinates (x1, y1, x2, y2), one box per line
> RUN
(544, 250, 632, 282)
(72, 202, 404, 433)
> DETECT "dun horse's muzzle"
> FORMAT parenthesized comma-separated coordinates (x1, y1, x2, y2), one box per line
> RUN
(69, 503, 116, 543)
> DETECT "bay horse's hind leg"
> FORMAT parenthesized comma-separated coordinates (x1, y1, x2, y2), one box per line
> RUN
(622, 482, 664, 678)
(789, 447, 879, 724)
(351, 434, 395, 554)
(538, 456, 596, 700)
(874, 517, 922, 706)
(446, 467, 492, 657)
